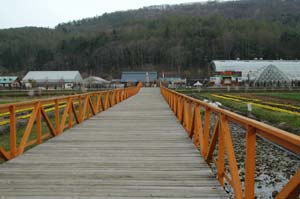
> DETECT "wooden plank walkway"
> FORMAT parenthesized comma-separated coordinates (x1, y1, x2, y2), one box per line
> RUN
(0, 88, 227, 198)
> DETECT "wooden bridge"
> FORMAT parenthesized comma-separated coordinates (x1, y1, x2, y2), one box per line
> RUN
(0, 85, 299, 198)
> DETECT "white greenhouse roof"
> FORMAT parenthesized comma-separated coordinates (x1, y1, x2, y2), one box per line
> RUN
(22, 71, 83, 83)
(212, 60, 300, 80)
(83, 76, 110, 84)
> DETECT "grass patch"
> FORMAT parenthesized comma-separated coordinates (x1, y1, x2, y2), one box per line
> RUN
(0, 116, 57, 152)
(0, 100, 21, 104)
(0, 105, 80, 162)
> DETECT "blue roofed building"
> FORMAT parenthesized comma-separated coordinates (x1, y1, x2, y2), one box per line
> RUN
(121, 71, 158, 86)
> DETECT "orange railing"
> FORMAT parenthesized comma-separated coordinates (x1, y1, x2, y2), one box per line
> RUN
(0, 83, 142, 161)
(161, 85, 300, 199)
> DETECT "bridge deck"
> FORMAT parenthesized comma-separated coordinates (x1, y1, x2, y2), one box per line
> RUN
(0, 88, 226, 198)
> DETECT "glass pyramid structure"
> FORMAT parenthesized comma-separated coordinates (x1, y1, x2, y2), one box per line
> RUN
(254, 64, 290, 84)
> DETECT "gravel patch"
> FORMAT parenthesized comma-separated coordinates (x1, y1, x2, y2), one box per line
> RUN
(208, 118, 300, 198)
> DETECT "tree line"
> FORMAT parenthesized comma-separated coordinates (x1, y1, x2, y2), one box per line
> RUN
(0, 0, 300, 79)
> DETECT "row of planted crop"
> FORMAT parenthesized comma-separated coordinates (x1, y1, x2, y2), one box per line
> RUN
(210, 94, 300, 115)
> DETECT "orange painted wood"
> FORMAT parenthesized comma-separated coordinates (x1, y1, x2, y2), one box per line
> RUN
(18, 104, 39, 154)
(55, 99, 60, 134)
(71, 103, 80, 124)
(187, 102, 193, 137)
(68, 100, 73, 128)
(36, 103, 42, 144)
(245, 126, 257, 199)
(0, 85, 142, 162)
(221, 115, 243, 199)
(160, 85, 300, 199)
(41, 107, 56, 136)
(205, 120, 219, 163)
(9, 105, 17, 157)
(276, 170, 300, 199)
(203, 108, 210, 157)
(60, 98, 72, 132)
(160, 86, 300, 154)
(192, 105, 200, 146)
(217, 116, 225, 186)
(88, 97, 97, 115)
(0, 147, 10, 160)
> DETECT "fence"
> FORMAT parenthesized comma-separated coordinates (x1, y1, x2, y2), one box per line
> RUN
(160, 85, 300, 199)
(0, 83, 142, 161)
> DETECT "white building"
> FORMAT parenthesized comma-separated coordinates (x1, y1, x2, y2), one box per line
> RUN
(22, 71, 83, 89)
(211, 60, 300, 86)
(83, 76, 110, 88)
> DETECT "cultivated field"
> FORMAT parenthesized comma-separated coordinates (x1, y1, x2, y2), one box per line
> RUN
(177, 89, 300, 134)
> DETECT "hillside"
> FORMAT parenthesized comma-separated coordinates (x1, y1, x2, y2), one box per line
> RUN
(0, 0, 300, 79)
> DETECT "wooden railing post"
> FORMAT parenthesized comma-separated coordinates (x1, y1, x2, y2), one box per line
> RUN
(192, 105, 201, 147)
(178, 97, 184, 123)
(173, 94, 177, 113)
(203, 108, 211, 157)
(218, 114, 225, 186)
(176, 95, 181, 117)
(221, 115, 243, 199)
(68, 99, 73, 128)
(55, 99, 60, 134)
(122, 90, 125, 101)
(245, 126, 256, 199)
(85, 95, 90, 119)
(110, 91, 115, 106)
(104, 92, 110, 110)
(78, 96, 83, 123)
(276, 170, 300, 199)
(36, 103, 42, 144)
(9, 105, 17, 157)
(117, 90, 120, 104)
(187, 102, 193, 137)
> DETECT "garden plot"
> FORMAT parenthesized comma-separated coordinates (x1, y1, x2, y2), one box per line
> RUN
(189, 92, 300, 134)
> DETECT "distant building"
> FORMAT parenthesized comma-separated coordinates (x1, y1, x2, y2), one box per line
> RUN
(111, 79, 121, 83)
(83, 76, 110, 88)
(187, 79, 208, 87)
(110, 79, 124, 88)
(0, 76, 19, 88)
(160, 77, 186, 88)
(210, 60, 300, 86)
(121, 71, 157, 86)
(22, 71, 83, 89)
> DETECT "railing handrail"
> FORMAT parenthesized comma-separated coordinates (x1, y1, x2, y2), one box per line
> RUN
(0, 82, 142, 161)
(160, 85, 300, 199)
(0, 87, 130, 110)
(163, 86, 300, 155)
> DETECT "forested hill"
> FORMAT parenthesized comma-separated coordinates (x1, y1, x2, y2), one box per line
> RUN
(1, 0, 300, 79)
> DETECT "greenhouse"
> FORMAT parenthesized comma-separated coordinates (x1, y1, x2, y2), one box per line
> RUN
(211, 60, 300, 86)
(254, 65, 291, 87)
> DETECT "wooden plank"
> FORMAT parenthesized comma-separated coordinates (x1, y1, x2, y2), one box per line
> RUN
(0, 88, 227, 198)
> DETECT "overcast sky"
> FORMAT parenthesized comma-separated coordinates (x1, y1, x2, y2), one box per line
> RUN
(0, 0, 216, 29)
